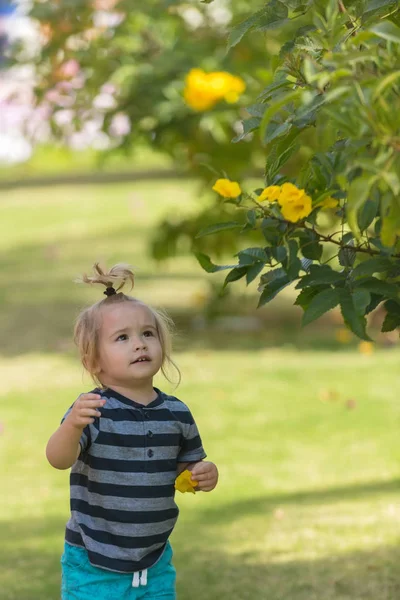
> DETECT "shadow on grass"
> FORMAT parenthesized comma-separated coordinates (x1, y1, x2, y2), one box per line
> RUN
(193, 478, 400, 527)
(1, 508, 400, 600)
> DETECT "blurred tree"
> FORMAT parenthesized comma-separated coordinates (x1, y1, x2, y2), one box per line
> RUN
(10, 0, 271, 178)
(9, 0, 400, 337)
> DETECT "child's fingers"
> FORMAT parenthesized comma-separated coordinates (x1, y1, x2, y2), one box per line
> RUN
(78, 393, 102, 401)
(190, 464, 211, 476)
(191, 466, 216, 479)
(78, 398, 106, 408)
(79, 408, 102, 418)
(195, 477, 217, 485)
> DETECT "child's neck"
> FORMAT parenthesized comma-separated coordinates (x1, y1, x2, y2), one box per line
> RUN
(104, 381, 158, 406)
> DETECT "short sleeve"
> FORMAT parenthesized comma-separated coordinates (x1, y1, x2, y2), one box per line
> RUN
(61, 403, 100, 455)
(177, 411, 207, 463)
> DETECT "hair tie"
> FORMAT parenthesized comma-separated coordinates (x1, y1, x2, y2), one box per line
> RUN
(104, 286, 116, 297)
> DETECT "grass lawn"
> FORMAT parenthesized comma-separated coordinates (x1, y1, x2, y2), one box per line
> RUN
(1, 180, 400, 599)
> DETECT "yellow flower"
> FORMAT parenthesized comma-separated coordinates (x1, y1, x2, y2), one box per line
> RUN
(212, 178, 242, 198)
(222, 74, 246, 103)
(358, 341, 374, 355)
(278, 182, 304, 205)
(184, 69, 245, 111)
(335, 327, 352, 344)
(320, 196, 339, 210)
(278, 182, 313, 222)
(259, 185, 281, 202)
(175, 469, 198, 494)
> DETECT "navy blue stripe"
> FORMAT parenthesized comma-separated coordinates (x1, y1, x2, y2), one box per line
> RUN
(80, 523, 173, 549)
(70, 499, 179, 523)
(180, 435, 202, 452)
(65, 529, 166, 573)
(70, 473, 174, 498)
(100, 408, 194, 424)
(84, 456, 176, 473)
(98, 432, 182, 447)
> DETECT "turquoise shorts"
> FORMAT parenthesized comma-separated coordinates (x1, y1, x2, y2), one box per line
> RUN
(61, 541, 176, 600)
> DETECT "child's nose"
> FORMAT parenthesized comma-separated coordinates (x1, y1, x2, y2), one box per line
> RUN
(133, 337, 147, 350)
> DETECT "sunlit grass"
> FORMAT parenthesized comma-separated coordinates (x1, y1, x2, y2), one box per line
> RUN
(1, 181, 400, 599)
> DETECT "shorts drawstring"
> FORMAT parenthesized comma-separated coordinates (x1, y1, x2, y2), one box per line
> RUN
(132, 569, 148, 588)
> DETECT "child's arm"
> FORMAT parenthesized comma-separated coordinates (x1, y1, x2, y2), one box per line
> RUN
(46, 393, 105, 470)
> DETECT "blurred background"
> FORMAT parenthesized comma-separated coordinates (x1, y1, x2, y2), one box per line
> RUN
(1, 1, 400, 599)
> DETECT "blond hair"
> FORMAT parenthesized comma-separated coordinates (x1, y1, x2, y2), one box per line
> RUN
(74, 263, 180, 387)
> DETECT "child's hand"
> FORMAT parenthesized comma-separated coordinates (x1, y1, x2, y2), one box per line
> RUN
(190, 461, 219, 492)
(66, 393, 106, 430)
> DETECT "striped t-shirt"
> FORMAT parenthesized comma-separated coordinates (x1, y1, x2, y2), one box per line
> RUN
(62, 387, 206, 573)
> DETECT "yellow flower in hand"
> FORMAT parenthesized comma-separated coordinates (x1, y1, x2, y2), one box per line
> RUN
(175, 469, 198, 494)
(259, 185, 281, 202)
(212, 178, 242, 198)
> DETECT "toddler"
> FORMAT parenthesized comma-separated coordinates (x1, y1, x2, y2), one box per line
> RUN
(46, 263, 219, 599)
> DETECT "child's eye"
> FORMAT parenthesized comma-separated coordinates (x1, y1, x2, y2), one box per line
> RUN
(143, 330, 154, 337)
(116, 334, 128, 341)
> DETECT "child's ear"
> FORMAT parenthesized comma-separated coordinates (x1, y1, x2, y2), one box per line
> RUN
(83, 355, 101, 374)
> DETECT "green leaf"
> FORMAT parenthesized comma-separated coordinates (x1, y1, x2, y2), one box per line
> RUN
(346, 176, 377, 239)
(264, 120, 292, 144)
(302, 288, 340, 326)
(357, 277, 400, 300)
(370, 22, 400, 44)
(351, 257, 392, 280)
(223, 266, 248, 287)
(357, 197, 379, 232)
(246, 104, 267, 118)
(195, 222, 242, 239)
(254, 0, 288, 31)
(298, 230, 323, 260)
(260, 91, 300, 143)
(227, 11, 264, 49)
(373, 71, 400, 100)
(195, 253, 237, 273)
(286, 239, 301, 280)
(366, 293, 384, 315)
(227, 1, 288, 49)
(232, 117, 261, 143)
(353, 289, 372, 315)
(382, 312, 400, 332)
(366, 0, 397, 13)
(258, 272, 291, 307)
(339, 289, 371, 340)
(237, 247, 269, 264)
(297, 264, 346, 288)
(246, 210, 257, 228)
(294, 287, 320, 310)
(382, 300, 400, 332)
(246, 261, 265, 285)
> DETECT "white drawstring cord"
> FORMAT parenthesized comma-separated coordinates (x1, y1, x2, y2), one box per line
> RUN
(132, 569, 148, 587)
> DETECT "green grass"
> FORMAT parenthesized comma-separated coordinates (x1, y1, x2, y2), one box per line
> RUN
(1, 180, 400, 599)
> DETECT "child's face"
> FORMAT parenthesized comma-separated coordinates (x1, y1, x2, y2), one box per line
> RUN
(95, 302, 163, 387)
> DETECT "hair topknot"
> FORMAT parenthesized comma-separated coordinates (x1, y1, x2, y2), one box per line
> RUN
(76, 263, 135, 295)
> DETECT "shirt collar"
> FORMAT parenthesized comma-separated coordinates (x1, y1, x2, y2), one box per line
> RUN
(100, 387, 164, 409)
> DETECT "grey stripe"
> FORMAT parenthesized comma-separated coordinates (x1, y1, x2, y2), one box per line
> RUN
(70, 488, 176, 511)
(100, 420, 181, 434)
(69, 512, 177, 537)
(82, 535, 166, 562)
(75, 463, 177, 486)
(89, 444, 178, 460)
